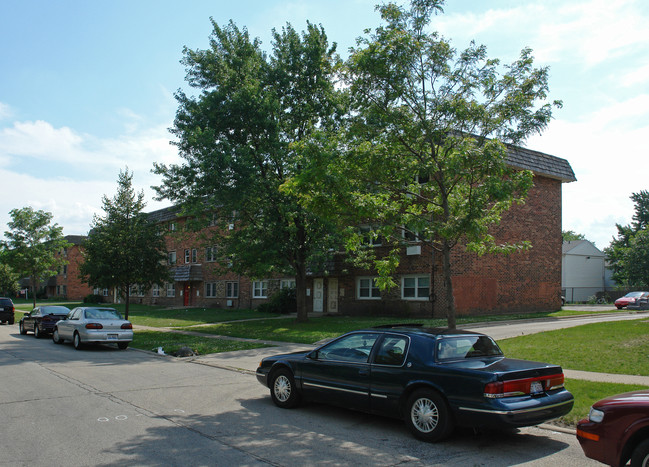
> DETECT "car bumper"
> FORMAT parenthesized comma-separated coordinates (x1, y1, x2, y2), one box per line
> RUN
(455, 390, 574, 428)
(256, 368, 269, 387)
(0, 312, 14, 321)
(576, 419, 619, 467)
(79, 329, 133, 344)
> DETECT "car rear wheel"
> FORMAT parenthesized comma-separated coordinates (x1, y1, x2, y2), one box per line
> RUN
(270, 368, 300, 409)
(631, 439, 649, 467)
(117, 342, 128, 350)
(405, 389, 454, 442)
(19, 321, 27, 335)
(33, 324, 41, 338)
(73, 332, 83, 350)
(52, 329, 64, 344)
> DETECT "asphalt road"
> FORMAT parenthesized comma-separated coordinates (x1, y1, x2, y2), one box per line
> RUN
(0, 323, 601, 467)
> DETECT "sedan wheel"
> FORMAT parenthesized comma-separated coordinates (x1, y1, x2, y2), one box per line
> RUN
(52, 329, 63, 344)
(270, 369, 300, 409)
(631, 439, 649, 467)
(117, 342, 128, 350)
(405, 389, 453, 442)
(19, 321, 27, 335)
(73, 332, 83, 350)
(33, 324, 41, 338)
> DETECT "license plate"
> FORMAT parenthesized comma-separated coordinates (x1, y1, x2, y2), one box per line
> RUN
(530, 381, 543, 394)
(107, 334, 118, 340)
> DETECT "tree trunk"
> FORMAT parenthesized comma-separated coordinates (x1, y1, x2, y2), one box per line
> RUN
(124, 288, 130, 321)
(441, 240, 456, 329)
(295, 266, 308, 323)
(30, 275, 38, 309)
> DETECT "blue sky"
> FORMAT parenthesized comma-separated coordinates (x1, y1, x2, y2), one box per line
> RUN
(1, 0, 647, 249)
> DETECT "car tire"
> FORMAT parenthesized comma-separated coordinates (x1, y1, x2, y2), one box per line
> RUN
(19, 321, 27, 335)
(117, 342, 128, 350)
(73, 332, 83, 350)
(269, 368, 301, 409)
(52, 329, 64, 344)
(33, 324, 41, 338)
(405, 389, 454, 442)
(631, 439, 649, 467)
(8, 319, 14, 325)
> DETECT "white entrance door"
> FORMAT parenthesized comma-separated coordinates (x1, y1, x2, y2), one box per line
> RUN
(327, 278, 338, 313)
(313, 278, 324, 312)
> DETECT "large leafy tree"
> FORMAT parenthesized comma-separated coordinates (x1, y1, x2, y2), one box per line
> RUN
(3, 207, 70, 308)
(287, 0, 560, 328)
(606, 190, 649, 288)
(0, 246, 20, 296)
(154, 20, 342, 322)
(80, 169, 169, 319)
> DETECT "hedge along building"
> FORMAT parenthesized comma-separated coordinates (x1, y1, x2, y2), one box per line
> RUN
(142, 145, 575, 316)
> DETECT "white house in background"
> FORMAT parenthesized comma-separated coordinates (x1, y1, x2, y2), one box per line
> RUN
(562, 240, 615, 302)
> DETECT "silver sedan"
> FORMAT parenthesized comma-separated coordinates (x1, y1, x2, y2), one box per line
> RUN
(53, 307, 133, 350)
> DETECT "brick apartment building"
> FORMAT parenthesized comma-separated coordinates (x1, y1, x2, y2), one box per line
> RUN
(43, 235, 94, 300)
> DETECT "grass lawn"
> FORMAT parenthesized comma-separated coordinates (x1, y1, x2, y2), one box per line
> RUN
(131, 330, 270, 355)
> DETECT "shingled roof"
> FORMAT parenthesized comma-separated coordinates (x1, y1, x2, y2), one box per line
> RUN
(506, 145, 576, 182)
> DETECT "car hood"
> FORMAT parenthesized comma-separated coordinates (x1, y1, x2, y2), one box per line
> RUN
(444, 357, 562, 379)
(263, 351, 310, 363)
(595, 390, 649, 408)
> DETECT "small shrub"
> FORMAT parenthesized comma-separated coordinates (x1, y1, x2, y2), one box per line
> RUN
(84, 294, 104, 304)
(258, 288, 296, 314)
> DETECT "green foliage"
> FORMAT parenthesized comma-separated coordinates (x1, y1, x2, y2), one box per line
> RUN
(131, 330, 269, 356)
(286, 0, 558, 328)
(605, 190, 649, 288)
(257, 287, 297, 314)
(2, 206, 70, 308)
(0, 263, 19, 296)
(80, 169, 170, 319)
(562, 230, 587, 242)
(153, 19, 343, 322)
(83, 294, 104, 304)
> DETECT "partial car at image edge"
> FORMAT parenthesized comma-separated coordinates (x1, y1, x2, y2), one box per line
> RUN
(0, 297, 15, 325)
(256, 325, 574, 442)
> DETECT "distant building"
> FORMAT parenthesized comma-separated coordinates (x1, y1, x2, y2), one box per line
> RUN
(562, 240, 615, 302)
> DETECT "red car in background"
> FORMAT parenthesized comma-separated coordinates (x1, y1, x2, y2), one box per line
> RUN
(577, 390, 649, 467)
(615, 291, 649, 310)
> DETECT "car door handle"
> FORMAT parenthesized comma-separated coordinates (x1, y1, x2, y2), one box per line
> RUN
(358, 369, 369, 377)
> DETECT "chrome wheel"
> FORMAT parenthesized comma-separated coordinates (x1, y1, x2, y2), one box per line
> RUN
(73, 332, 82, 350)
(273, 375, 291, 403)
(411, 397, 439, 433)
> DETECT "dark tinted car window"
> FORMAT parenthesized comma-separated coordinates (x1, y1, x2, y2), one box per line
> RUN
(0, 299, 13, 307)
(436, 335, 503, 361)
(41, 306, 70, 315)
(319, 333, 379, 363)
(375, 335, 408, 366)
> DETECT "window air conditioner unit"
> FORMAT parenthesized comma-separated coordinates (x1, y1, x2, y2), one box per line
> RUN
(226, 300, 233, 307)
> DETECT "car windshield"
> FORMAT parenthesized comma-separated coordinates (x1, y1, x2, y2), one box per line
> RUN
(84, 308, 123, 320)
(436, 335, 503, 361)
(626, 292, 643, 298)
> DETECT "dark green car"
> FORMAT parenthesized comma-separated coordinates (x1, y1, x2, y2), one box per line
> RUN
(256, 325, 574, 442)
(0, 297, 15, 325)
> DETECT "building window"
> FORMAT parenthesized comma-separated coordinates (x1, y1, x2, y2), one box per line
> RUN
(280, 279, 296, 289)
(205, 282, 217, 298)
(359, 225, 382, 246)
(152, 284, 159, 297)
(102, 288, 109, 297)
(252, 280, 268, 298)
(166, 283, 176, 297)
(357, 277, 380, 299)
(226, 281, 239, 298)
(206, 246, 217, 262)
(192, 248, 197, 263)
(168, 222, 176, 232)
(185, 249, 190, 263)
(168, 251, 177, 265)
(402, 226, 420, 243)
(402, 275, 429, 300)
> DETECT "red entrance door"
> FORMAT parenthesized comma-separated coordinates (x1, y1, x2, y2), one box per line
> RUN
(183, 284, 191, 306)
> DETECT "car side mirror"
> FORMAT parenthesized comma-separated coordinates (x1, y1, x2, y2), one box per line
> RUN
(308, 350, 319, 360)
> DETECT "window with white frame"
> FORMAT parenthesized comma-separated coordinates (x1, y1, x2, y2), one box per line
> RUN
(192, 248, 197, 263)
(357, 277, 381, 299)
(206, 246, 217, 262)
(359, 225, 382, 246)
(205, 282, 217, 298)
(102, 288, 108, 297)
(226, 281, 239, 298)
(402, 275, 429, 300)
(152, 284, 160, 297)
(402, 226, 421, 243)
(252, 280, 268, 298)
(185, 249, 191, 263)
(166, 283, 176, 297)
(168, 222, 176, 231)
(168, 251, 177, 265)
(280, 279, 296, 289)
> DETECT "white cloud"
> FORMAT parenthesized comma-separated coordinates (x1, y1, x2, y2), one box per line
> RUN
(0, 102, 12, 121)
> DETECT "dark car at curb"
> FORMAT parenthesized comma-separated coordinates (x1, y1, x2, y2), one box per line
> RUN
(0, 297, 15, 325)
(256, 325, 574, 442)
(577, 390, 649, 467)
(19, 305, 70, 337)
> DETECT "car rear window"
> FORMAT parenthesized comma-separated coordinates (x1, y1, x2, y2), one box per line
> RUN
(84, 308, 122, 320)
(42, 306, 70, 314)
(436, 335, 503, 361)
(0, 299, 13, 307)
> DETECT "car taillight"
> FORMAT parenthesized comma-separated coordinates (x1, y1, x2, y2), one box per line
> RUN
(484, 373, 564, 398)
(121, 323, 132, 329)
(85, 323, 103, 329)
(42, 315, 54, 322)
